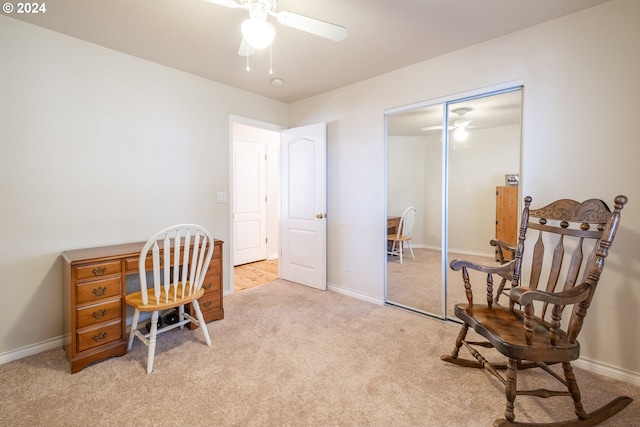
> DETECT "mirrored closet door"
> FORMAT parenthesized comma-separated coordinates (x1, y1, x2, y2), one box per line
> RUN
(385, 87, 522, 319)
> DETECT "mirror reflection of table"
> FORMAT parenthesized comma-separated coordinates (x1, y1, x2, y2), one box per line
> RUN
(387, 216, 401, 236)
(387, 216, 401, 252)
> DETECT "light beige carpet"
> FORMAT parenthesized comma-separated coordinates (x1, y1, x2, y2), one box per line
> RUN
(387, 248, 495, 316)
(0, 279, 637, 426)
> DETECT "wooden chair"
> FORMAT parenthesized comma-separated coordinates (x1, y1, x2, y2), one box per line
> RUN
(126, 224, 214, 373)
(441, 196, 632, 426)
(387, 206, 416, 264)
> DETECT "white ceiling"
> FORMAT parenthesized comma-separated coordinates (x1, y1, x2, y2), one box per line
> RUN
(8, 0, 609, 103)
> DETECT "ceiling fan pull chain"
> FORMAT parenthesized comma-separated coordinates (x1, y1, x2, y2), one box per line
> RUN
(269, 44, 273, 75)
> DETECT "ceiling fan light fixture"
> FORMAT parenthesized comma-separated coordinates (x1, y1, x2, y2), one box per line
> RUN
(454, 127, 469, 142)
(241, 18, 275, 49)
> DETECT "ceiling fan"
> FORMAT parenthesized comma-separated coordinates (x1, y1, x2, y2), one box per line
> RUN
(421, 108, 476, 142)
(204, 0, 348, 56)
(421, 108, 475, 131)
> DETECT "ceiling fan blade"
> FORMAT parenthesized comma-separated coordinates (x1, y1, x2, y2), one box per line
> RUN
(237, 38, 255, 56)
(276, 11, 347, 42)
(202, 0, 242, 8)
(421, 125, 455, 132)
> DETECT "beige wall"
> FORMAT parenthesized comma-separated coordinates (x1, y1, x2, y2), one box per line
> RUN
(289, 0, 640, 376)
(0, 17, 288, 354)
(2, 0, 639, 381)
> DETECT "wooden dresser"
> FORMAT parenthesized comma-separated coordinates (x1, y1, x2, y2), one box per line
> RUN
(62, 239, 223, 373)
(495, 186, 518, 260)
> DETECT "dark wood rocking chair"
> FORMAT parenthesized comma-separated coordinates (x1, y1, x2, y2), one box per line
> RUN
(441, 195, 632, 426)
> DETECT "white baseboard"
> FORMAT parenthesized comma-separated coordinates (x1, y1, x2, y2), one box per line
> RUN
(413, 244, 495, 259)
(0, 336, 64, 365)
(327, 283, 385, 306)
(574, 356, 640, 387)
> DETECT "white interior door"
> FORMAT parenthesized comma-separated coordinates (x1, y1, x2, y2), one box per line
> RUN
(280, 123, 327, 290)
(233, 139, 267, 266)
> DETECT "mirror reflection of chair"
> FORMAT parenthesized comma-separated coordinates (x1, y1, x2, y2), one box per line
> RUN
(387, 206, 416, 264)
(126, 224, 214, 374)
(441, 196, 632, 426)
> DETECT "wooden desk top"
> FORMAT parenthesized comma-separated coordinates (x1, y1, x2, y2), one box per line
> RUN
(62, 239, 224, 264)
(63, 242, 146, 264)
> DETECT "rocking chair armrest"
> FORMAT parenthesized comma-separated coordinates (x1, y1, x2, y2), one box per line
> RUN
(450, 258, 515, 275)
(490, 239, 516, 265)
(510, 283, 591, 306)
(490, 238, 515, 250)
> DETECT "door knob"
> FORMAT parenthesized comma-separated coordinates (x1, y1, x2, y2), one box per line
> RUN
(316, 213, 325, 219)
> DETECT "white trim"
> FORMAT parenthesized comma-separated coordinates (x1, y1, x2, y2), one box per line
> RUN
(327, 283, 385, 306)
(0, 336, 63, 365)
(228, 115, 285, 295)
(574, 356, 640, 387)
(384, 79, 525, 116)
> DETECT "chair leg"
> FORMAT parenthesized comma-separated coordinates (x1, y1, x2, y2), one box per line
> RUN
(562, 361, 588, 419)
(389, 241, 396, 258)
(504, 358, 518, 422)
(452, 323, 469, 359)
(178, 305, 185, 330)
(407, 241, 415, 260)
(128, 309, 140, 350)
(191, 300, 212, 346)
(146, 311, 159, 374)
(399, 242, 403, 264)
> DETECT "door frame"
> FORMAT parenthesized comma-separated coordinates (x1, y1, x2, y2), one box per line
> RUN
(229, 115, 284, 293)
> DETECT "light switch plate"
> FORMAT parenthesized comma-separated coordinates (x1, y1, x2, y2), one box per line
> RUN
(216, 192, 227, 203)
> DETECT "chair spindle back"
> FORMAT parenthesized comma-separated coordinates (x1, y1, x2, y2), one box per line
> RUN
(511, 195, 627, 341)
(139, 224, 214, 306)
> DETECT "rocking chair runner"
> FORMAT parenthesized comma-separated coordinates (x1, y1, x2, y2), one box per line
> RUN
(441, 195, 632, 426)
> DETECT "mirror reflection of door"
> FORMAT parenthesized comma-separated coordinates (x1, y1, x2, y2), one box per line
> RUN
(386, 88, 522, 319)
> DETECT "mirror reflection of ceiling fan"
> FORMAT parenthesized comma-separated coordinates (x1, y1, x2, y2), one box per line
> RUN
(204, 0, 348, 56)
(421, 108, 477, 141)
(421, 108, 474, 131)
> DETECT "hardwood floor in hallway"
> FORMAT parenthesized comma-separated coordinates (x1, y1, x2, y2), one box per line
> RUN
(234, 259, 279, 291)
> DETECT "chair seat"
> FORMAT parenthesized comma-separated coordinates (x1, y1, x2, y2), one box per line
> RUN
(387, 234, 411, 242)
(125, 286, 204, 312)
(454, 303, 580, 363)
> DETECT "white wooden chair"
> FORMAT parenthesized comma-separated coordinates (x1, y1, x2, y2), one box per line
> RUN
(387, 206, 417, 264)
(126, 224, 214, 373)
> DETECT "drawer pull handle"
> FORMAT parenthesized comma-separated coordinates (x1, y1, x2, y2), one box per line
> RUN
(203, 300, 212, 308)
(93, 332, 107, 342)
(203, 283, 212, 290)
(93, 309, 107, 319)
(93, 286, 107, 296)
(92, 266, 106, 276)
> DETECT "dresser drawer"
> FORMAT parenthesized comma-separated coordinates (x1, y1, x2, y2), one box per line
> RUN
(212, 242, 222, 258)
(125, 255, 161, 273)
(199, 292, 221, 313)
(76, 260, 121, 281)
(125, 245, 217, 273)
(201, 275, 221, 293)
(76, 299, 122, 329)
(76, 276, 122, 305)
(206, 258, 221, 276)
(76, 320, 123, 352)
